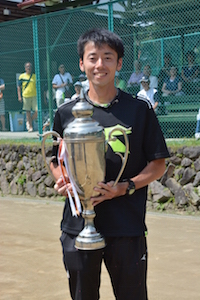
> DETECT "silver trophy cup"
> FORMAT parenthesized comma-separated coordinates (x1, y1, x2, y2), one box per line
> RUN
(42, 92, 129, 250)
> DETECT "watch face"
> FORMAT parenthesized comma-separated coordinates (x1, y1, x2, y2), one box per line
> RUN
(128, 186, 135, 195)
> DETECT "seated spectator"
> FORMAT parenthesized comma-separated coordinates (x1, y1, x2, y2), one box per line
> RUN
(127, 60, 143, 86)
(115, 71, 126, 91)
(182, 51, 199, 82)
(162, 66, 183, 96)
(137, 75, 159, 111)
(71, 81, 82, 100)
(181, 51, 199, 94)
(140, 64, 158, 90)
(158, 53, 172, 96)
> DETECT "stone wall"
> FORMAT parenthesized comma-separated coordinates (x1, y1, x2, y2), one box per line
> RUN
(0, 144, 200, 214)
(0, 144, 59, 199)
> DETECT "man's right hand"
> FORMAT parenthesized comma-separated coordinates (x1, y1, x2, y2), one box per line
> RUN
(54, 176, 72, 197)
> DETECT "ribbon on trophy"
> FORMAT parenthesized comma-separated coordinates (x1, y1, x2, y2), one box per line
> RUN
(58, 138, 82, 217)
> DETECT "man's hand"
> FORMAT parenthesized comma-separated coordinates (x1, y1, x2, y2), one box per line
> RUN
(54, 176, 72, 197)
(91, 181, 128, 206)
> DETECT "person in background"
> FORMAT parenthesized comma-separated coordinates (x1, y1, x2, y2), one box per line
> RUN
(157, 53, 172, 97)
(17, 62, 37, 132)
(162, 66, 183, 96)
(50, 28, 169, 300)
(140, 64, 158, 90)
(43, 82, 56, 108)
(0, 78, 7, 131)
(127, 60, 143, 86)
(52, 64, 73, 108)
(71, 81, 82, 100)
(79, 73, 89, 93)
(115, 71, 126, 91)
(137, 75, 159, 111)
(195, 108, 200, 140)
(79, 73, 86, 82)
(181, 51, 199, 94)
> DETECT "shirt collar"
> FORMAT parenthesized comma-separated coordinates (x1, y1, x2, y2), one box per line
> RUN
(84, 89, 120, 109)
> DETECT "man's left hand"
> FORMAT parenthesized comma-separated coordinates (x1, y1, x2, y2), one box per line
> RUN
(91, 181, 128, 206)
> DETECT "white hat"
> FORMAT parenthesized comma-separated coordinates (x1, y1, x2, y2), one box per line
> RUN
(74, 81, 82, 87)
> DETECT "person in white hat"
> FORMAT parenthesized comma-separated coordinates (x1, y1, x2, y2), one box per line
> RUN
(79, 73, 89, 93)
(71, 81, 82, 100)
(137, 75, 159, 111)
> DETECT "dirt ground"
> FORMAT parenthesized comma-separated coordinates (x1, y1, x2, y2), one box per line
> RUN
(0, 196, 200, 300)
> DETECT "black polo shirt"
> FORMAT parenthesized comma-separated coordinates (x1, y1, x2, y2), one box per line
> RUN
(52, 89, 169, 237)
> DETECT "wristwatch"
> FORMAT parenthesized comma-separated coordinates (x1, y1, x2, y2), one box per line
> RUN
(123, 179, 136, 195)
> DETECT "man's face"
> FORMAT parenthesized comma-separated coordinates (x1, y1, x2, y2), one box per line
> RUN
(75, 86, 81, 94)
(143, 65, 151, 76)
(141, 81, 149, 90)
(79, 42, 122, 89)
(25, 63, 32, 74)
(170, 67, 176, 77)
(59, 65, 65, 74)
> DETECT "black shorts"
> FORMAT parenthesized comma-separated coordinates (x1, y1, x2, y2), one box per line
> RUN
(60, 233, 148, 300)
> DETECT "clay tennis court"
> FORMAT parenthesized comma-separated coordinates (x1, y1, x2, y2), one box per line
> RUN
(0, 196, 199, 300)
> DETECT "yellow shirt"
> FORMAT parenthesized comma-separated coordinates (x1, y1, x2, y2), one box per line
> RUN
(19, 73, 37, 97)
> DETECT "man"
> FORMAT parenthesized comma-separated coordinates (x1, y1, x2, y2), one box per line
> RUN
(52, 64, 73, 107)
(17, 62, 37, 132)
(50, 28, 169, 300)
(137, 75, 159, 111)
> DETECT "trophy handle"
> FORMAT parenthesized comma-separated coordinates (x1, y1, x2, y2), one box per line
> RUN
(108, 128, 129, 186)
(41, 131, 61, 182)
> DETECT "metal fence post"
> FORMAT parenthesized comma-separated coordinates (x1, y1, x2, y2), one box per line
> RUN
(32, 17, 42, 138)
(108, 1, 113, 32)
(45, 15, 54, 130)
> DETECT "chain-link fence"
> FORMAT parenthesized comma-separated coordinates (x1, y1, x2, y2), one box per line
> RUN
(0, 0, 199, 138)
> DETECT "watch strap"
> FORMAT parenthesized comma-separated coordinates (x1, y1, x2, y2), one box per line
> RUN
(123, 179, 135, 195)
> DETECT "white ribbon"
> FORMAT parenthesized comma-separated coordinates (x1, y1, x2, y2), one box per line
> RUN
(58, 138, 82, 217)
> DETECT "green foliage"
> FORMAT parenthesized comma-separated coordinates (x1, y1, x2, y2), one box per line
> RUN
(17, 175, 26, 186)
(156, 197, 175, 212)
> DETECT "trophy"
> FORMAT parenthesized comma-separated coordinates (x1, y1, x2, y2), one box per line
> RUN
(42, 91, 129, 250)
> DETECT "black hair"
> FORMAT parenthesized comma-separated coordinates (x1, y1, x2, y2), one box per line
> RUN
(77, 28, 124, 60)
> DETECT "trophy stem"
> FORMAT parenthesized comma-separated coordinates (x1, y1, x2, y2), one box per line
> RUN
(75, 203, 106, 250)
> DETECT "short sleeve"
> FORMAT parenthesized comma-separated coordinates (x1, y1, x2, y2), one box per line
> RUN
(143, 107, 169, 161)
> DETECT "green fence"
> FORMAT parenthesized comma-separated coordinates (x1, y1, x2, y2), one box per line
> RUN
(0, 0, 199, 138)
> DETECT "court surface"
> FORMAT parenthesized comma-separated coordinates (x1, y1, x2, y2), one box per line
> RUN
(0, 197, 199, 300)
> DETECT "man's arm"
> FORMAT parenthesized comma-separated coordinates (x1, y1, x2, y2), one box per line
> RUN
(91, 158, 166, 206)
(17, 86, 22, 102)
